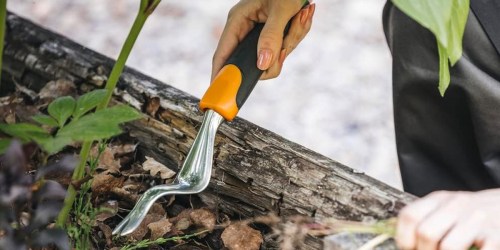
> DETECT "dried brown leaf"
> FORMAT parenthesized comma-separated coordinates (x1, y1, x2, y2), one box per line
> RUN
(128, 213, 163, 241)
(39, 79, 76, 100)
(147, 217, 172, 240)
(4, 112, 16, 124)
(190, 208, 216, 231)
(175, 217, 192, 231)
(111, 187, 139, 204)
(170, 209, 193, 233)
(97, 222, 113, 246)
(221, 223, 263, 250)
(92, 146, 121, 173)
(143, 156, 176, 180)
(95, 200, 119, 222)
(91, 171, 125, 197)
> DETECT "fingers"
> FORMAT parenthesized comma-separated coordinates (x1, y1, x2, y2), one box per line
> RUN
(439, 210, 483, 250)
(256, 1, 302, 71)
(211, 2, 257, 81)
(261, 3, 315, 80)
(479, 236, 500, 250)
(396, 191, 452, 249)
(212, 0, 315, 82)
(415, 193, 472, 250)
(397, 189, 500, 250)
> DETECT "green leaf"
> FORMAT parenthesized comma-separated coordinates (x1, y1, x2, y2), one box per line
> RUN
(447, 0, 469, 65)
(391, 0, 452, 47)
(0, 123, 50, 142)
(48, 96, 76, 127)
(32, 114, 59, 127)
(57, 105, 142, 142)
(391, 0, 469, 96)
(438, 41, 451, 96)
(0, 139, 11, 154)
(34, 136, 73, 154)
(73, 89, 107, 119)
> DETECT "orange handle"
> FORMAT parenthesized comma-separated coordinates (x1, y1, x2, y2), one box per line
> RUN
(199, 64, 242, 121)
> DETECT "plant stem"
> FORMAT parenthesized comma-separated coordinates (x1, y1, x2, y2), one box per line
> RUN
(96, 11, 148, 110)
(120, 230, 210, 250)
(56, 0, 160, 227)
(0, 0, 7, 89)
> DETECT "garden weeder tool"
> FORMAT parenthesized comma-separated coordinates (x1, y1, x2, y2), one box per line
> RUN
(112, 4, 307, 236)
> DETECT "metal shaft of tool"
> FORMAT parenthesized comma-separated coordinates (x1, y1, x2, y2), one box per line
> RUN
(112, 110, 224, 236)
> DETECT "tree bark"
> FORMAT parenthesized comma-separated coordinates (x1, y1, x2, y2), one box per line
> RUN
(2, 13, 415, 249)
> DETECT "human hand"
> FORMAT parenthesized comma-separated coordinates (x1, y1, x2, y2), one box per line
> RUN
(211, 0, 315, 81)
(396, 189, 500, 250)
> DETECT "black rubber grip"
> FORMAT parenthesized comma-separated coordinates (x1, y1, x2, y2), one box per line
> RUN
(224, 2, 308, 109)
(224, 23, 265, 109)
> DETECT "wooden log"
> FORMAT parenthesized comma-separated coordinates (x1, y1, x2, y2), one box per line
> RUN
(2, 13, 415, 249)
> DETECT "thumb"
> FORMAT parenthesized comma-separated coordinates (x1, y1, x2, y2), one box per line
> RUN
(257, 4, 300, 70)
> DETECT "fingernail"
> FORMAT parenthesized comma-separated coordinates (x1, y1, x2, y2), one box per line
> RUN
(300, 8, 309, 24)
(257, 49, 273, 70)
(279, 48, 287, 66)
(308, 4, 316, 20)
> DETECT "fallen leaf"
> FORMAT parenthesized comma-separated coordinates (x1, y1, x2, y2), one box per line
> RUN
(176, 217, 191, 231)
(39, 79, 77, 100)
(4, 112, 16, 124)
(129, 213, 163, 241)
(170, 209, 193, 233)
(147, 217, 172, 240)
(221, 223, 263, 250)
(142, 156, 176, 180)
(190, 208, 216, 231)
(91, 171, 125, 198)
(95, 200, 119, 222)
(97, 222, 113, 246)
(111, 187, 139, 204)
(91, 146, 121, 173)
(110, 187, 164, 215)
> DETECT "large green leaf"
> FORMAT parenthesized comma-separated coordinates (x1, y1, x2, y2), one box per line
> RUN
(0, 123, 50, 142)
(34, 136, 73, 154)
(32, 114, 59, 127)
(391, 0, 452, 47)
(391, 0, 469, 96)
(48, 96, 76, 127)
(447, 0, 469, 65)
(0, 123, 70, 154)
(438, 42, 451, 96)
(73, 89, 107, 120)
(57, 105, 142, 141)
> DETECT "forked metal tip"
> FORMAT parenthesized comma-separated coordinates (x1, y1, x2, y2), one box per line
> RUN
(112, 110, 224, 236)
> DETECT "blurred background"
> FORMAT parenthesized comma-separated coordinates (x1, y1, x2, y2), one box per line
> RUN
(9, 0, 401, 189)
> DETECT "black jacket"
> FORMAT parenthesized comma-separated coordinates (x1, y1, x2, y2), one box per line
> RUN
(383, 1, 500, 197)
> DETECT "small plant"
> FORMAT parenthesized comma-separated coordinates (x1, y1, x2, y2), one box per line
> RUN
(57, 0, 161, 227)
(0, 140, 77, 250)
(0, 89, 141, 155)
(119, 230, 210, 250)
(66, 142, 106, 249)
